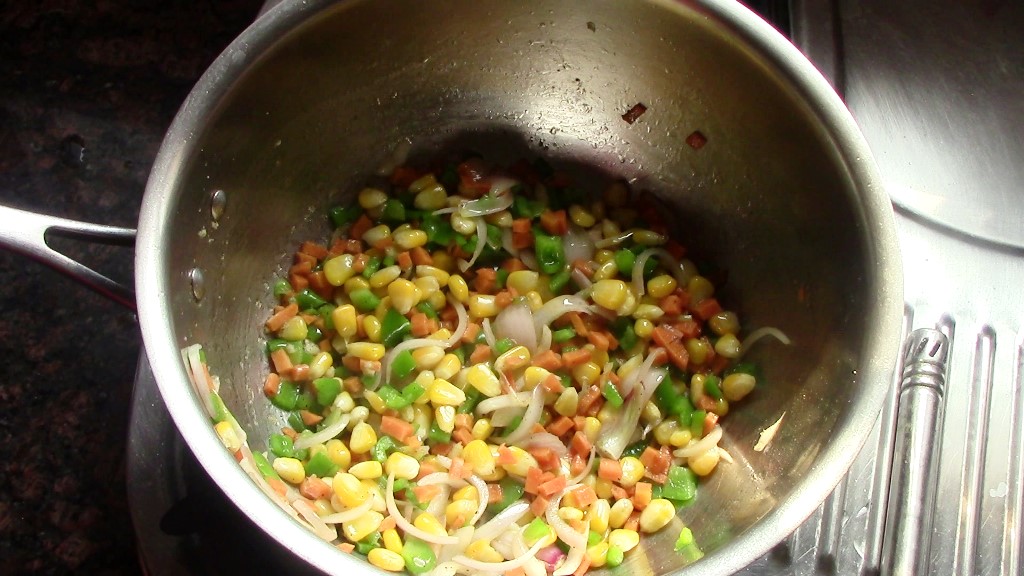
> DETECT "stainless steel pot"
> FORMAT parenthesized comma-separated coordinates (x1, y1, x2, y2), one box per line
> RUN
(1, 1, 902, 574)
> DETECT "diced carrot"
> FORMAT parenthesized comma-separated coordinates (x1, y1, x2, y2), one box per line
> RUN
(307, 271, 333, 300)
(632, 482, 653, 510)
(281, 427, 298, 440)
(337, 542, 356, 554)
(294, 251, 317, 266)
(525, 467, 546, 495)
(532, 349, 564, 371)
(540, 373, 566, 395)
(328, 238, 347, 257)
(474, 268, 498, 294)
(540, 209, 569, 235)
(567, 312, 589, 337)
(496, 445, 516, 466)
(449, 457, 470, 480)
(570, 485, 598, 509)
(343, 238, 363, 254)
(410, 312, 431, 337)
(598, 458, 623, 481)
(290, 364, 310, 381)
(266, 302, 299, 332)
(512, 228, 534, 251)
(572, 553, 592, 576)
(390, 165, 422, 187)
(506, 567, 527, 576)
(289, 272, 309, 292)
(300, 241, 329, 260)
(267, 477, 289, 497)
(586, 330, 611, 351)
(378, 516, 397, 533)
(570, 431, 592, 457)
(675, 318, 701, 339)
(659, 293, 686, 316)
(409, 246, 433, 266)
(704, 411, 720, 436)
(576, 385, 604, 416)
(300, 410, 323, 426)
(529, 447, 561, 471)
(300, 476, 332, 499)
(495, 290, 514, 308)
(417, 459, 442, 480)
(610, 485, 629, 502)
(548, 416, 575, 437)
(378, 412, 413, 438)
(503, 258, 527, 273)
(461, 322, 481, 344)
(470, 344, 492, 364)
(652, 325, 690, 371)
(289, 260, 314, 276)
(403, 434, 423, 449)
(452, 428, 473, 445)
(270, 349, 293, 375)
(263, 372, 281, 398)
(348, 214, 373, 242)
(530, 495, 550, 517)
(691, 297, 723, 321)
(455, 413, 474, 430)
(487, 483, 504, 504)
(396, 251, 413, 270)
(350, 253, 367, 273)
(640, 446, 672, 485)
(432, 442, 453, 457)
(538, 475, 568, 498)
(571, 259, 594, 279)
(561, 347, 593, 368)
(412, 484, 443, 503)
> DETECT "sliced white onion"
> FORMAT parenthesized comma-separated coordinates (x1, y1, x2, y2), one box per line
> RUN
(182, 344, 216, 418)
(674, 425, 724, 458)
(473, 500, 530, 543)
(458, 182, 515, 217)
(570, 267, 593, 292)
(491, 405, 522, 427)
(476, 391, 530, 415)
(754, 412, 786, 452)
(453, 538, 545, 572)
(525, 432, 569, 457)
(552, 520, 590, 576)
(239, 457, 305, 525)
(498, 385, 545, 445)
(740, 327, 792, 358)
(418, 472, 468, 488)
(545, 491, 587, 549)
(426, 561, 462, 576)
(568, 446, 596, 485)
(459, 217, 489, 272)
(501, 227, 518, 257)
(636, 366, 668, 408)
(481, 317, 497, 349)
(718, 446, 735, 464)
(563, 227, 595, 266)
(632, 248, 658, 296)
(292, 413, 350, 451)
(594, 230, 634, 249)
(618, 349, 658, 399)
(519, 250, 539, 271)
(376, 337, 453, 389)
(493, 301, 537, 353)
(385, 473, 459, 544)
(320, 496, 374, 524)
(426, 484, 452, 520)
(446, 297, 469, 348)
(466, 474, 490, 525)
(532, 295, 592, 332)
(437, 527, 476, 565)
(537, 325, 552, 354)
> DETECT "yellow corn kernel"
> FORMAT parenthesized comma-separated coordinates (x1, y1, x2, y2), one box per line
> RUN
(591, 279, 630, 310)
(591, 260, 620, 282)
(412, 345, 445, 371)
(714, 333, 742, 360)
(465, 363, 501, 397)
(384, 452, 420, 480)
(646, 274, 677, 299)
(344, 276, 371, 295)
(583, 416, 602, 444)
(363, 315, 383, 343)
(428, 378, 466, 406)
(342, 510, 384, 543)
(448, 274, 469, 303)
(312, 497, 333, 517)
(394, 228, 429, 250)
(569, 204, 596, 228)
(435, 405, 456, 434)
(588, 498, 611, 534)
(382, 528, 403, 554)
(358, 187, 388, 209)
(434, 354, 462, 381)
(554, 387, 579, 417)
(709, 310, 740, 335)
(619, 456, 646, 488)
(324, 254, 357, 287)
(688, 448, 721, 476)
(349, 422, 377, 454)
(687, 275, 715, 303)
(586, 542, 609, 568)
(633, 304, 664, 321)
(653, 420, 679, 446)
(685, 337, 712, 366)
(214, 421, 242, 453)
(558, 507, 585, 523)
(596, 403, 617, 424)
(499, 446, 538, 477)
(333, 472, 371, 508)
(272, 457, 305, 484)
(642, 400, 662, 425)
(722, 372, 756, 402)
(412, 403, 432, 437)
(590, 200, 606, 222)
(362, 224, 392, 248)
(363, 478, 387, 513)
(367, 265, 400, 289)
(334, 390, 356, 413)
(413, 370, 436, 397)
(639, 499, 676, 533)
(413, 512, 447, 538)
(493, 345, 531, 372)
(524, 366, 552, 391)
(572, 361, 601, 387)
(506, 270, 540, 294)
(446, 498, 477, 529)
(670, 428, 693, 447)
(308, 351, 334, 379)
(452, 485, 478, 502)
(349, 460, 383, 480)
(450, 212, 477, 235)
(462, 439, 496, 476)
(609, 498, 634, 529)
(524, 290, 545, 311)
(367, 547, 404, 572)
(634, 318, 654, 340)
(468, 294, 499, 318)
(409, 173, 437, 193)
(347, 341, 385, 361)
(466, 540, 504, 563)
(413, 275, 440, 299)
(633, 229, 666, 246)
(431, 250, 454, 272)
(485, 210, 513, 228)
(416, 265, 451, 285)
(363, 389, 387, 414)
(471, 418, 493, 441)
(414, 185, 448, 212)
(324, 439, 352, 470)
(279, 315, 307, 341)
(609, 528, 642, 551)
(594, 478, 614, 500)
(390, 279, 422, 315)
(330, 304, 358, 340)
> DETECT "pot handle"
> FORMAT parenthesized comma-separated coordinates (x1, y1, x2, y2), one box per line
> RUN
(0, 205, 136, 309)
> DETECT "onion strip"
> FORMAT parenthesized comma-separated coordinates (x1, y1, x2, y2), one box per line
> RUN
(496, 385, 545, 445)
(445, 297, 469, 347)
(293, 498, 340, 541)
(552, 520, 590, 576)
(476, 391, 530, 415)
(453, 538, 546, 572)
(293, 414, 350, 451)
(674, 425, 724, 458)
(754, 412, 786, 452)
(182, 344, 216, 418)
(545, 491, 587, 549)
(385, 473, 459, 544)
(532, 295, 592, 331)
(466, 474, 490, 525)
(740, 327, 792, 358)
(473, 500, 530, 543)
(376, 337, 453, 389)
(320, 497, 374, 524)
(568, 446, 596, 485)
(459, 217, 488, 271)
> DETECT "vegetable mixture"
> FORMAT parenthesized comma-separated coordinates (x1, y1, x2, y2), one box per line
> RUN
(185, 155, 779, 575)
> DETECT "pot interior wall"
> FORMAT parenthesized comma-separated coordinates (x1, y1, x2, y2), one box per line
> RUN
(159, 0, 879, 572)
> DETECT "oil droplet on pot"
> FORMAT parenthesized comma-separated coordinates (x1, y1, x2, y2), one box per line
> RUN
(188, 268, 205, 302)
(211, 189, 227, 222)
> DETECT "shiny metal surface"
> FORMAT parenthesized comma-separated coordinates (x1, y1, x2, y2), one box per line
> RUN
(133, 1, 902, 574)
(731, 1, 1024, 575)
(0, 204, 136, 307)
